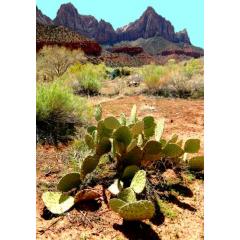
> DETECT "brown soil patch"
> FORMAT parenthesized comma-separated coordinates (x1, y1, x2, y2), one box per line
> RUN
(36, 95, 204, 240)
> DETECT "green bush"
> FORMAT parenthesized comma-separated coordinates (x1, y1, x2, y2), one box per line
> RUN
(142, 64, 166, 91)
(36, 81, 93, 144)
(68, 63, 106, 95)
(37, 46, 85, 82)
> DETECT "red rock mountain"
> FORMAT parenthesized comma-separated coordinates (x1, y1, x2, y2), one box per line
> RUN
(36, 7, 53, 25)
(48, 3, 191, 45)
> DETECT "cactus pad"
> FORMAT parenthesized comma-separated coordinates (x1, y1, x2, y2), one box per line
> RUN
(129, 104, 137, 124)
(188, 156, 204, 171)
(184, 139, 200, 153)
(130, 170, 146, 194)
(42, 192, 74, 215)
(96, 137, 112, 156)
(109, 198, 126, 213)
(97, 120, 113, 139)
(155, 119, 165, 141)
(119, 113, 127, 126)
(57, 172, 81, 192)
(143, 116, 156, 138)
(94, 105, 102, 121)
(104, 116, 121, 130)
(85, 134, 94, 149)
(80, 155, 99, 178)
(122, 165, 140, 179)
(163, 143, 184, 158)
(131, 121, 144, 136)
(113, 126, 132, 147)
(118, 200, 155, 221)
(124, 146, 143, 166)
(143, 140, 162, 155)
(118, 188, 137, 203)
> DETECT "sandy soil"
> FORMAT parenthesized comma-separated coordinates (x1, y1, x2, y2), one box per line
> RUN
(36, 95, 204, 240)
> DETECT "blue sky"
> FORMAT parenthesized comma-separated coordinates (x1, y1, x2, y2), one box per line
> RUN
(36, 0, 204, 48)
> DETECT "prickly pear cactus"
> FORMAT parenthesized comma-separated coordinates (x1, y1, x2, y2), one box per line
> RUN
(118, 187, 136, 203)
(130, 170, 146, 194)
(57, 173, 81, 192)
(80, 155, 99, 178)
(94, 105, 102, 121)
(118, 200, 155, 221)
(122, 165, 140, 179)
(109, 198, 126, 213)
(42, 192, 74, 215)
(188, 156, 204, 171)
(184, 139, 200, 153)
(104, 116, 121, 130)
(163, 143, 184, 158)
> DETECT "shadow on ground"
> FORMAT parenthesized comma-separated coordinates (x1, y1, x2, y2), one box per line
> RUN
(113, 220, 161, 240)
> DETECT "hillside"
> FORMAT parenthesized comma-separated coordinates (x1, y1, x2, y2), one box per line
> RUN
(36, 23, 102, 56)
(111, 36, 204, 58)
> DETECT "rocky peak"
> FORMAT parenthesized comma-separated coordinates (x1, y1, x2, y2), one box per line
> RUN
(175, 29, 191, 44)
(36, 6, 53, 25)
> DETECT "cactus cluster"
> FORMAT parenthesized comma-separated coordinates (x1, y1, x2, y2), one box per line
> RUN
(42, 104, 203, 220)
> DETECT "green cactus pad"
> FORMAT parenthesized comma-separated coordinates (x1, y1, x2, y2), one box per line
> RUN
(96, 137, 112, 156)
(143, 116, 156, 138)
(104, 116, 121, 130)
(143, 140, 162, 155)
(97, 120, 113, 139)
(85, 134, 94, 149)
(122, 165, 140, 179)
(131, 121, 144, 136)
(184, 139, 200, 153)
(155, 119, 165, 141)
(129, 104, 137, 124)
(80, 155, 99, 178)
(119, 200, 155, 221)
(92, 130, 98, 144)
(169, 134, 179, 143)
(124, 146, 143, 166)
(160, 139, 167, 148)
(94, 105, 102, 121)
(176, 139, 183, 148)
(163, 143, 184, 158)
(113, 126, 132, 147)
(108, 179, 124, 195)
(87, 126, 97, 134)
(109, 198, 126, 213)
(119, 113, 127, 126)
(118, 188, 137, 203)
(188, 156, 204, 171)
(57, 173, 81, 192)
(127, 139, 137, 152)
(42, 192, 74, 215)
(130, 170, 147, 194)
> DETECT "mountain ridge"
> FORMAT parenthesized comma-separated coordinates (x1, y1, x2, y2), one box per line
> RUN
(37, 3, 193, 46)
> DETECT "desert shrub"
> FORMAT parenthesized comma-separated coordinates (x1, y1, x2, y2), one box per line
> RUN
(142, 59, 204, 98)
(37, 46, 85, 82)
(67, 63, 106, 95)
(109, 67, 131, 80)
(36, 81, 93, 144)
(183, 58, 203, 79)
(142, 64, 166, 91)
(42, 105, 203, 220)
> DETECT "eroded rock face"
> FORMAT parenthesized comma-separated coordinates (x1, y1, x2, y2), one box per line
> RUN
(51, 3, 191, 45)
(117, 7, 176, 43)
(53, 3, 117, 45)
(107, 46, 143, 56)
(36, 23, 102, 56)
(36, 6, 53, 25)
